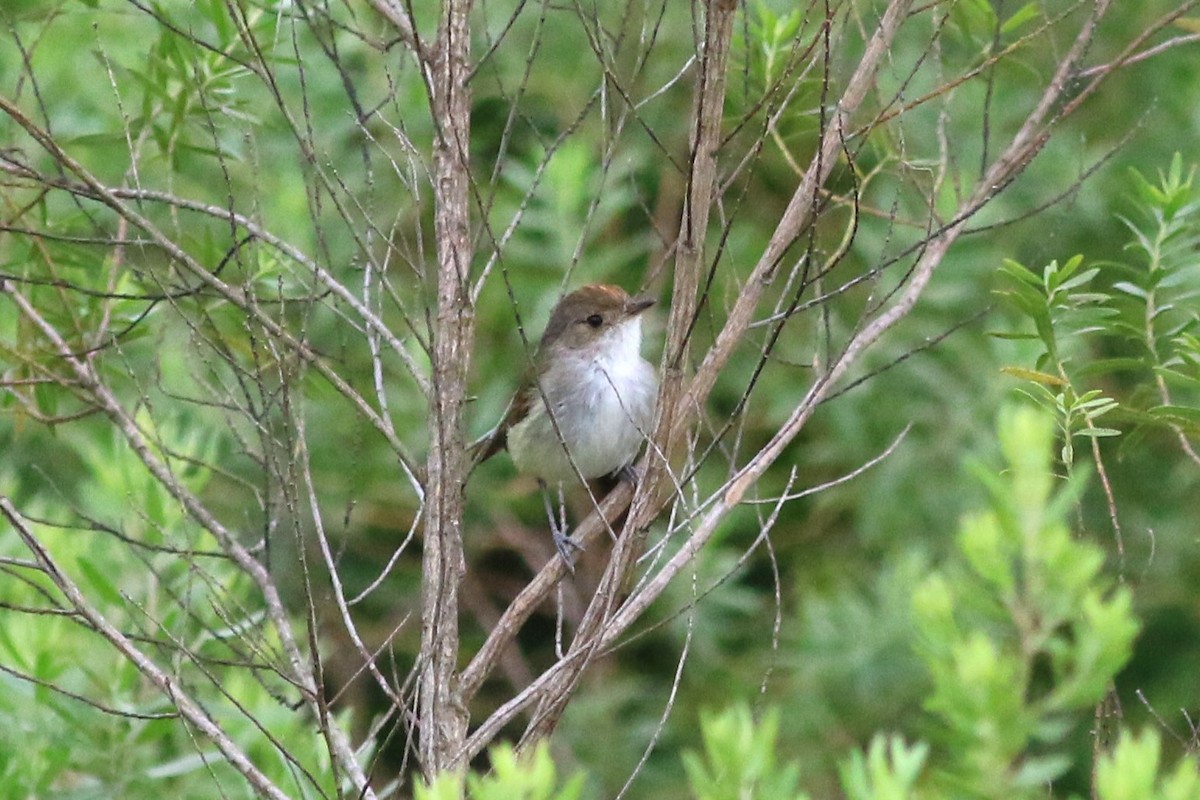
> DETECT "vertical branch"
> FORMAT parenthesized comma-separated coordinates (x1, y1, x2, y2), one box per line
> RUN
(650, 0, 739, 488)
(418, 0, 475, 777)
(518, 0, 740, 747)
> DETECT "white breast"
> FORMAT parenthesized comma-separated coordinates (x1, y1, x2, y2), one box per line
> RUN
(507, 319, 657, 483)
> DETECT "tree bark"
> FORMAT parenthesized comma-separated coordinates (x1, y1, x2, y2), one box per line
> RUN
(418, 0, 475, 778)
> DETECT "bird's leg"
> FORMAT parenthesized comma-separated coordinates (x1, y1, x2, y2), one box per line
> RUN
(539, 479, 582, 572)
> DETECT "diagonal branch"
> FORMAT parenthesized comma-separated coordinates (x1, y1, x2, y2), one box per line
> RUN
(2, 279, 378, 799)
(367, 0, 424, 55)
(0, 498, 292, 800)
(680, 0, 914, 420)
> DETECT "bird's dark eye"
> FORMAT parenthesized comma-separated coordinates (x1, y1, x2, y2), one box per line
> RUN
(585, 314, 604, 328)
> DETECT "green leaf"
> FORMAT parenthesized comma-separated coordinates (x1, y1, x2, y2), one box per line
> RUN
(1013, 754, 1071, 786)
(1096, 729, 1161, 800)
(76, 557, 126, 607)
(1112, 281, 1149, 300)
(999, 258, 1043, 287)
(1000, 366, 1067, 386)
(684, 706, 803, 800)
(988, 331, 1041, 340)
(416, 771, 465, 800)
(1000, 2, 1040, 35)
(958, 513, 1015, 595)
(1162, 754, 1200, 800)
(1076, 427, 1121, 437)
(1053, 266, 1100, 294)
(839, 735, 927, 800)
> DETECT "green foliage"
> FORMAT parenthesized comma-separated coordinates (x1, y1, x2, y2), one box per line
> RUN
(490, 137, 652, 282)
(680, 708, 922, 800)
(913, 406, 1139, 794)
(946, 0, 1045, 48)
(4, 0, 1200, 794)
(727, 2, 820, 166)
(996, 154, 1200, 455)
(1112, 155, 1200, 417)
(995, 257, 1122, 467)
(737, 2, 805, 92)
(1096, 729, 1200, 800)
(996, 254, 1114, 369)
(452, 407, 1193, 800)
(838, 736, 927, 800)
(0, 418, 335, 798)
(417, 743, 585, 800)
(682, 706, 804, 800)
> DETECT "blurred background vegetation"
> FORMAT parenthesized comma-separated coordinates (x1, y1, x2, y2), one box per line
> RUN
(1, 0, 1199, 797)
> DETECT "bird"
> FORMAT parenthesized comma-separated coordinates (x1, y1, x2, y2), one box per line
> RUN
(474, 283, 659, 568)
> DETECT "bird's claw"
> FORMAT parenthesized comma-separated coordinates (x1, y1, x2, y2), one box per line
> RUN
(614, 463, 640, 485)
(552, 529, 583, 573)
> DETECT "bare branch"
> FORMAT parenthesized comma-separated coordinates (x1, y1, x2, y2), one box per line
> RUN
(367, 0, 424, 55)
(417, 0, 476, 776)
(0, 498, 291, 800)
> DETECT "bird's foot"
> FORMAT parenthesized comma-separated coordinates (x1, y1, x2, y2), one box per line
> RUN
(552, 528, 584, 574)
(614, 463, 641, 485)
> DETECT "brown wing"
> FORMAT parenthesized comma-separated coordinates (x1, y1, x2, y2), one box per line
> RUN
(470, 380, 535, 465)
(471, 293, 579, 466)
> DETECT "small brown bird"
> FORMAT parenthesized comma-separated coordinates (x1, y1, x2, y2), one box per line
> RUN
(475, 284, 658, 566)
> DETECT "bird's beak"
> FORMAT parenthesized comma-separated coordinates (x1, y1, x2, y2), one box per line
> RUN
(626, 296, 656, 315)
